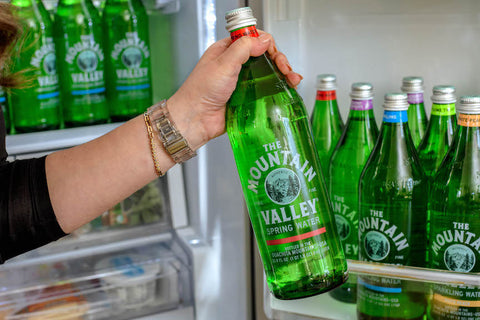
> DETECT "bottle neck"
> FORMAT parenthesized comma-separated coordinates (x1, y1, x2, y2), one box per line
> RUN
(316, 89, 336, 102)
(11, 0, 34, 7)
(378, 110, 414, 151)
(349, 99, 373, 112)
(431, 103, 456, 118)
(229, 24, 259, 42)
(406, 92, 424, 105)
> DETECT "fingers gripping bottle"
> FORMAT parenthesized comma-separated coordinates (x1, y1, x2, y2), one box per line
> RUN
(417, 85, 457, 179)
(401, 76, 428, 148)
(225, 7, 348, 300)
(427, 96, 480, 320)
(310, 74, 344, 179)
(328, 83, 379, 303)
(53, 0, 109, 127)
(10, 0, 61, 133)
(103, 0, 153, 121)
(358, 93, 428, 320)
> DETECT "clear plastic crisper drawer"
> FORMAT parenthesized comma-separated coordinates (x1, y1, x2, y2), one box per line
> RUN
(0, 235, 193, 320)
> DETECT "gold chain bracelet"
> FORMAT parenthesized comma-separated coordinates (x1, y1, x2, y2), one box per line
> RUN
(144, 112, 164, 177)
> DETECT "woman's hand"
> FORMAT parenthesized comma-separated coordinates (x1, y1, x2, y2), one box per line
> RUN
(167, 32, 303, 151)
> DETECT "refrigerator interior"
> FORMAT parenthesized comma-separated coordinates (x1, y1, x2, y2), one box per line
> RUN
(255, 0, 480, 319)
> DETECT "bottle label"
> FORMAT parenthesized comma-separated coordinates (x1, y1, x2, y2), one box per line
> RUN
(432, 103, 456, 116)
(407, 93, 424, 104)
(244, 139, 332, 266)
(316, 90, 336, 101)
(350, 99, 373, 111)
(331, 194, 358, 259)
(65, 34, 106, 96)
(230, 25, 259, 42)
(383, 110, 407, 123)
(357, 204, 425, 318)
(458, 113, 480, 127)
(428, 210, 480, 319)
(111, 31, 151, 99)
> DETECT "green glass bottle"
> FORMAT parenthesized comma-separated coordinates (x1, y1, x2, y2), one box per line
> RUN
(103, 0, 152, 121)
(10, 0, 61, 133)
(401, 76, 428, 148)
(427, 96, 480, 320)
(328, 83, 379, 303)
(0, 87, 9, 134)
(310, 74, 344, 179)
(225, 7, 347, 300)
(417, 85, 457, 179)
(53, 0, 109, 127)
(357, 93, 428, 320)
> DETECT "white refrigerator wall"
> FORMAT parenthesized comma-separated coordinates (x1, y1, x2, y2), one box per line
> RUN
(263, 0, 480, 123)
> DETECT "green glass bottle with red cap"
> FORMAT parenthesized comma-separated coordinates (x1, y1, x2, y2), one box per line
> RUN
(417, 85, 457, 179)
(10, 0, 61, 133)
(103, 0, 153, 121)
(328, 82, 379, 303)
(427, 95, 480, 320)
(401, 76, 428, 148)
(311, 74, 344, 178)
(357, 93, 428, 320)
(53, 0, 109, 127)
(224, 7, 347, 300)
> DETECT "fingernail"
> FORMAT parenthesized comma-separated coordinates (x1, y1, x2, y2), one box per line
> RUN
(258, 33, 270, 43)
(286, 62, 293, 72)
(299, 74, 304, 80)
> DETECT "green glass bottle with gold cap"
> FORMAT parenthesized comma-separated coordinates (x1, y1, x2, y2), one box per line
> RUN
(402, 76, 428, 148)
(417, 85, 457, 179)
(358, 93, 428, 320)
(225, 7, 348, 300)
(426, 95, 480, 320)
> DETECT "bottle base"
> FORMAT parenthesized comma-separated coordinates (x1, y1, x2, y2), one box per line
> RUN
(357, 312, 425, 320)
(14, 124, 60, 134)
(329, 282, 357, 303)
(271, 271, 349, 300)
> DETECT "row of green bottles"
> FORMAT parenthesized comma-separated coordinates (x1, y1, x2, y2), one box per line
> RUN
(225, 7, 348, 300)
(10, 0, 152, 132)
(427, 95, 480, 320)
(328, 82, 378, 303)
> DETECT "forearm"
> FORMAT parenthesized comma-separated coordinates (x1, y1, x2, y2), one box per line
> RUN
(46, 113, 172, 233)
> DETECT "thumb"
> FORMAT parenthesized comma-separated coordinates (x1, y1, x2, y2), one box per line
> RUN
(216, 34, 271, 77)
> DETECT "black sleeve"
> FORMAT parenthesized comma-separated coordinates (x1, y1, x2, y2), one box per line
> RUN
(0, 157, 67, 263)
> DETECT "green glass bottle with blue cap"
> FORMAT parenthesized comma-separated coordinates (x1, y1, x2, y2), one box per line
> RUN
(225, 7, 348, 300)
(427, 96, 480, 320)
(53, 0, 109, 127)
(10, 0, 61, 133)
(328, 83, 379, 303)
(417, 85, 457, 179)
(103, 0, 152, 121)
(402, 76, 428, 148)
(357, 93, 428, 320)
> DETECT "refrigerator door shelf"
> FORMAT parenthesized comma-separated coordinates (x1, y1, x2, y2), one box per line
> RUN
(0, 235, 193, 320)
(263, 259, 480, 320)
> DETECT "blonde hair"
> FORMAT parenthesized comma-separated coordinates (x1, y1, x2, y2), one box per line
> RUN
(0, 3, 22, 88)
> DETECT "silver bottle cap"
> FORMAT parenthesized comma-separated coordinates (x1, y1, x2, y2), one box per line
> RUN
(225, 7, 257, 32)
(401, 76, 424, 93)
(350, 82, 374, 100)
(383, 93, 409, 111)
(431, 85, 456, 104)
(316, 74, 337, 91)
(457, 96, 480, 114)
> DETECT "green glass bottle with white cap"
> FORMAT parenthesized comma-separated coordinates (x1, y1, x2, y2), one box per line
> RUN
(357, 93, 428, 320)
(311, 74, 344, 179)
(417, 85, 457, 179)
(225, 7, 348, 300)
(328, 83, 378, 303)
(402, 76, 428, 148)
(427, 95, 480, 320)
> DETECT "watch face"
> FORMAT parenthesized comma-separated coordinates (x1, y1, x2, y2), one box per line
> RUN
(148, 100, 196, 164)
